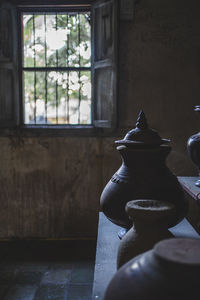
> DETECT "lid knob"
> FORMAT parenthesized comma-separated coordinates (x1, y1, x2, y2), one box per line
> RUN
(115, 110, 170, 148)
(136, 110, 148, 130)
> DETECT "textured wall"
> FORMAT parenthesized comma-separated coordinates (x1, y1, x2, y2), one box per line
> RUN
(0, 137, 120, 238)
(0, 0, 200, 238)
(119, 0, 200, 175)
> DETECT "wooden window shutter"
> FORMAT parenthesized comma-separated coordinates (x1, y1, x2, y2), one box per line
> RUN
(0, 1, 19, 128)
(92, 0, 118, 130)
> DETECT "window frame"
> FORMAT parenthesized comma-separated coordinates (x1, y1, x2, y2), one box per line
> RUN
(0, 0, 118, 137)
(18, 5, 96, 135)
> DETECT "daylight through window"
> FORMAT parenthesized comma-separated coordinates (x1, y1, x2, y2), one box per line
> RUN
(22, 11, 91, 125)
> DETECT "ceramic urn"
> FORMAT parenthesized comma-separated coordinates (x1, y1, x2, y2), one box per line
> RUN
(117, 199, 175, 269)
(100, 111, 188, 236)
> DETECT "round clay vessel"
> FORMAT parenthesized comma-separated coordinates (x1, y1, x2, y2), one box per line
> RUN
(187, 106, 200, 187)
(100, 111, 188, 234)
(105, 238, 200, 300)
(117, 199, 175, 269)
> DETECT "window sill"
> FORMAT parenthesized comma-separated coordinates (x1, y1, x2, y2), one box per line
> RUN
(0, 125, 119, 137)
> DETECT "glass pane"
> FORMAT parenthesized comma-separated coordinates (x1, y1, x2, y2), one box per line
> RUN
(23, 14, 46, 67)
(23, 12, 91, 68)
(57, 72, 68, 124)
(34, 15, 46, 67)
(24, 71, 34, 122)
(80, 71, 91, 124)
(67, 14, 80, 67)
(80, 13, 91, 67)
(23, 15, 34, 67)
(24, 71, 46, 124)
(56, 13, 91, 67)
(47, 71, 57, 123)
(57, 14, 68, 67)
(68, 71, 79, 124)
(46, 15, 57, 67)
(35, 72, 46, 123)
(24, 71, 91, 125)
(23, 12, 91, 125)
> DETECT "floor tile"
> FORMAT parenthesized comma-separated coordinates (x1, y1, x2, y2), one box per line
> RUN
(0, 240, 95, 300)
(14, 271, 44, 285)
(3, 284, 38, 300)
(71, 261, 94, 284)
(47, 262, 74, 270)
(67, 284, 92, 300)
(20, 262, 49, 272)
(41, 268, 72, 285)
(34, 284, 68, 300)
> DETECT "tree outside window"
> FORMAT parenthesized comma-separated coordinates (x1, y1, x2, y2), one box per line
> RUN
(23, 12, 91, 125)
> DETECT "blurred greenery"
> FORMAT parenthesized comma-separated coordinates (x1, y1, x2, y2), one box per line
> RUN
(23, 12, 91, 125)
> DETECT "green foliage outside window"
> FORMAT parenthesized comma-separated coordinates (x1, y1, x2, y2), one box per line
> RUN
(23, 12, 91, 125)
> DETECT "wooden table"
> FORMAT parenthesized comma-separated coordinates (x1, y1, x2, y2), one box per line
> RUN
(92, 211, 200, 300)
(178, 176, 200, 233)
(178, 176, 200, 203)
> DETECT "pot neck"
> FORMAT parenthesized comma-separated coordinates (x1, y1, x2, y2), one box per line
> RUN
(117, 145, 171, 166)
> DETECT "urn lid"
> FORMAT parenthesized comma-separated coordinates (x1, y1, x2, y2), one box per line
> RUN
(115, 110, 170, 147)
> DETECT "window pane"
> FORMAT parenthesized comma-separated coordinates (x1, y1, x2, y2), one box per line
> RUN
(57, 72, 68, 124)
(34, 14, 46, 67)
(46, 14, 57, 67)
(67, 14, 80, 68)
(80, 13, 91, 67)
(46, 71, 57, 123)
(35, 72, 46, 122)
(24, 71, 34, 122)
(23, 14, 46, 67)
(56, 14, 68, 67)
(24, 71, 46, 124)
(23, 15, 34, 67)
(68, 71, 80, 124)
(80, 71, 91, 124)
(24, 70, 91, 125)
(23, 12, 91, 68)
(23, 11, 91, 125)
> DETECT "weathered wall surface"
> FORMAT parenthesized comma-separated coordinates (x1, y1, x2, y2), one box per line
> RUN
(0, 137, 120, 238)
(119, 0, 200, 175)
(0, 0, 200, 238)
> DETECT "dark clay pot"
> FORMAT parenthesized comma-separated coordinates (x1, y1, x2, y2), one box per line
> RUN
(100, 144, 187, 231)
(117, 199, 175, 269)
(104, 238, 200, 300)
(187, 106, 200, 187)
(100, 112, 187, 234)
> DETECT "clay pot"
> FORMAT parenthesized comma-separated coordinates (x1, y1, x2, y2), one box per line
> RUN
(187, 105, 200, 186)
(117, 199, 175, 269)
(104, 238, 200, 300)
(100, 111, 188, 237)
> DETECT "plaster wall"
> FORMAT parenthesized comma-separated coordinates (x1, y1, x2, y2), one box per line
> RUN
(119, 0, 200, 175)
(0, 0, 200, 238)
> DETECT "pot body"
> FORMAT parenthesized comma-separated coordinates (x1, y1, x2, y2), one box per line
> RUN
(187, 133, 200, 168)
(105, 238, 200, 300)
(117, 224, 173, 269)
(100, 145, 188, 229)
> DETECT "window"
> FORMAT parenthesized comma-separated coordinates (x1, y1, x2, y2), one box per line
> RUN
(23, 11, 91, 125)
(0, 0, 118, 134)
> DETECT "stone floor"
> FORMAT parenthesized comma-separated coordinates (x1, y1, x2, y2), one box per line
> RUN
(0, 240, 96, 300)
